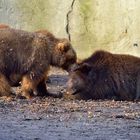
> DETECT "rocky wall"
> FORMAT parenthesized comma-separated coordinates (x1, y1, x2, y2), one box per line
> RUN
(0, 0, 140, 58)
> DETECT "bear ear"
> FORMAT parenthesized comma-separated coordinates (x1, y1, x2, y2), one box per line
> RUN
(57, 43, 65, 51)
(57, 42, 69, 52)
(71, 63, 92, 74)
(80, 63, 92, 74)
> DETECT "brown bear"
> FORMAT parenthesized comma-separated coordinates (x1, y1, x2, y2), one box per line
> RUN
(6, 29, 54, 87)
(0, 28, 76, 99)
(8, 29, 64, 87)
(67, 50, 140, 101)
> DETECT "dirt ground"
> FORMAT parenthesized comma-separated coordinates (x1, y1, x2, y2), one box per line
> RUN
(0, 68, 140, 140)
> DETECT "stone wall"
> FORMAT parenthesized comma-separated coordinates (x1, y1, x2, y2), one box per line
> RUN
(0, 0, 140, 58)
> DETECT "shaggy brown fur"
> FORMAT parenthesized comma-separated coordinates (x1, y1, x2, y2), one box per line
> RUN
(0, 28, 76, 99)
(67, 50, 140, 101)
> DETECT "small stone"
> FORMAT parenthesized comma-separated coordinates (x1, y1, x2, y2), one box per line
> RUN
(87, 111, 93, 118)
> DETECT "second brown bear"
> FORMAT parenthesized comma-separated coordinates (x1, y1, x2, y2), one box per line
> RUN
(67, 50, 140, 101)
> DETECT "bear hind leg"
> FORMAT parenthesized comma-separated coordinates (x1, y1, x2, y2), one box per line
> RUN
(0, 74, 12, 97)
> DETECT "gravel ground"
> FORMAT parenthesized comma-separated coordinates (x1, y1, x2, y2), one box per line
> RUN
(0, 68, 140, 140)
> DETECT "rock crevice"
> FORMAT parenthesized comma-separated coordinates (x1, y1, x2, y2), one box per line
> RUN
(66, 0, 75, 41)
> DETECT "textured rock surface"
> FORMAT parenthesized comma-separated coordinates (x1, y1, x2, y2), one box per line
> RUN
(0, 0, 140, 58)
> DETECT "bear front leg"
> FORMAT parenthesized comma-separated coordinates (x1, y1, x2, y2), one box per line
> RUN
(36, 79, 49, 97)
(21, 74, 49, 99)
(21, 75, 41, 99)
